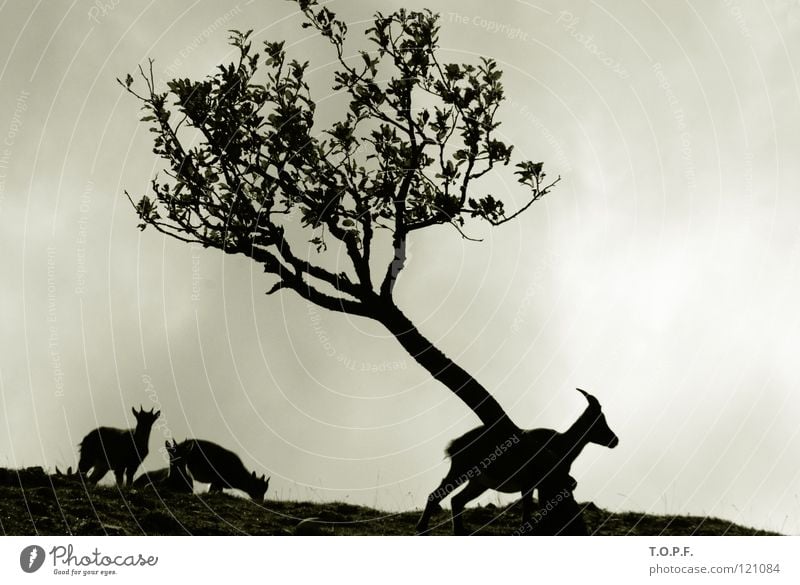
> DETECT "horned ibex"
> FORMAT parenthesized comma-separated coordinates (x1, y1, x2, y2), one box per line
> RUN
(132, 439, 193, 493)
(78, 406, 160, 487)
(416, 388, 618, 535)
(175, 439, 269, 502)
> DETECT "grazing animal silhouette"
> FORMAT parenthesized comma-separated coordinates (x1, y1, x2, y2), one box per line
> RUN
(175, 439, 269, 501)
(53, 466, 83, 484)
(132, 440, 193, 493)
(78, 406, 161, 487)
(416, 388, 618, 535)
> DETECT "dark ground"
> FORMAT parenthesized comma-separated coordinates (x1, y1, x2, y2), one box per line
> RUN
(0, 468, 778, 536)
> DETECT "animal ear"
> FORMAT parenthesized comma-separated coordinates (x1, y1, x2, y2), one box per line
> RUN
(132, 406, 138, 417)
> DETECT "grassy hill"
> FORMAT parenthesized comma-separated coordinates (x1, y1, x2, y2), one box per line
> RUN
(0, 469, 777, 536)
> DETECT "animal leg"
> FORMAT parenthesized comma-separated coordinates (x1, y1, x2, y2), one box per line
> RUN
(552, 490, 588, 536)
(125, 466, 138, 488)
(534, 479, 588, 535)
(416, 469, 468, 535)
(521, 487, 535, 531)
(87, 464, 109, 485)
(113, 468, 125, 487)
(450, 481, 488, 536)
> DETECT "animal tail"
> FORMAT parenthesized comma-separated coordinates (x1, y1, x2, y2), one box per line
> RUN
(445, 427, 486, 458)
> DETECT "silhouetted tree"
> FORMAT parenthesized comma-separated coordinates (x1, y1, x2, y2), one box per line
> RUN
(122, 1, 560, 432)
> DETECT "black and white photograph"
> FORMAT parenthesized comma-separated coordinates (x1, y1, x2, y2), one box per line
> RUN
(0, 0, 798, 578)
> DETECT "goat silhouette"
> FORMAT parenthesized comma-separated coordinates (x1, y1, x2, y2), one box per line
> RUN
(174, 439, 269, 501)
(416, 388, 618, 535)
(132, 439, 193, 493)
(78, 406, 160, 487)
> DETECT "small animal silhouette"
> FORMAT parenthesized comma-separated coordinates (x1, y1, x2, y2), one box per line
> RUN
(416, 388, 618, 535)
(78, 406, 161, 487)
(175, 439, 269, 501)
(52, 466, 82, 484)
(132, 440, 193, 493)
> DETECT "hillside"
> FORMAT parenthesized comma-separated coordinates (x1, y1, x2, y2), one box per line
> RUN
(0, 468, 776, 536)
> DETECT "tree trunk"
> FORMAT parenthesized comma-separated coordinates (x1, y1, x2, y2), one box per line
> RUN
(375, 301, 519, 434)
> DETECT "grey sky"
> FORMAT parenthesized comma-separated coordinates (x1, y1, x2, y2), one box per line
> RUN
(1, 0, 799, 534)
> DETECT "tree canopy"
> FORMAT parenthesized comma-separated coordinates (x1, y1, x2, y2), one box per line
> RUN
(123, 0, 559, 430)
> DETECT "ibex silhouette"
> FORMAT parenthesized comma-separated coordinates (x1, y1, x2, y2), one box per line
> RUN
(416, 388, 618, 535)
(132, 439, 193, 493)
(175, 439, 269, 501)
(78, 406, 160, 487)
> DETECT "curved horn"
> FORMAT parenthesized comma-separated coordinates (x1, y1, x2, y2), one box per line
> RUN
(576, 388, 599, 408)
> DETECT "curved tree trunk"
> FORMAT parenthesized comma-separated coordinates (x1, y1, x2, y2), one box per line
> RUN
(375, 301, 519, 434)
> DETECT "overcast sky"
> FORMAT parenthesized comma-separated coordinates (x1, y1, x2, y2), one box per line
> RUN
(1, 0, 799, 534)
